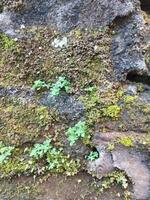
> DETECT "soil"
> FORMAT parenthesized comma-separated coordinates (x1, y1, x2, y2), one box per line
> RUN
(0, 172, 124, 200)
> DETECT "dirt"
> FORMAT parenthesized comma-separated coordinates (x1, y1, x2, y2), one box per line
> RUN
(0, 172, 126, 200)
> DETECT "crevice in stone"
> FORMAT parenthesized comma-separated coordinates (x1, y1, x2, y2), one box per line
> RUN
(140, 0, 150, 13)
(126, 71, 150, 85)
(91, 146, 100, 158)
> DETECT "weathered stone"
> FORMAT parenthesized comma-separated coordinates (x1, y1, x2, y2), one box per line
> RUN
(0, 11, 16, 37)
(39, 93, 84, 121)
(87, 132, 150, 200)
(1, 0, 150, 80)
(112, 147, 150, 200)
(87, 149, 114, 179)
(111, 12, 149, 79)
(2, 0, 136, 31)
(0, 85, 35, 103)
(124, 84, 138, 95)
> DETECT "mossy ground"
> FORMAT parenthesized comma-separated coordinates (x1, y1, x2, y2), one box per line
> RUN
(0, 26, 150, 199)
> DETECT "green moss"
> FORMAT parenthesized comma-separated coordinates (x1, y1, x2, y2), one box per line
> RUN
(142, 105, 150, 114)
(0, 139, 80, 178)
(79, 88, 100, 110)
(0, 98, 59, 145)
(92, 170, 129, 193)
(0, 148, 35, 178)
(0, 27, 112, 89)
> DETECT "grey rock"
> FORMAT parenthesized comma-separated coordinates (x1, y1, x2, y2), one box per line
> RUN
(2, 0, 136, 32)
(87, 149, 114, 179)
(124, 84, 138, 95)
(111, 13, 149, 79)
(139, 90, 150, 103)
(0, 85, 35, 103)
(112, 147, 150, 200)
(39, 93, 84, 121)
(0, 11, 16, 37)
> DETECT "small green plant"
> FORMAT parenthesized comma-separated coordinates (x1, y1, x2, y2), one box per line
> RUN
(50, 76, 70, 96)
(30, 139, 52, 159)
(30, 139, 79, 175)
(86, 151, 99, 161)
(46, 148, 79, 176)
(32, 80, 50, 91)
(66, 121, 88, 145)
(0, 142, 15, 164)
(102, 104, 121, 118)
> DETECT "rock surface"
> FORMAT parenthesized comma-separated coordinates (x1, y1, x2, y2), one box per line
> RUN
(1, 0, 137, 31)
(113, 147, 150, 200)
(1, 0, 150, 79)
(87, 133, 150, 200)
(39, 93, 84, 121)
(0, 0, 150, 200)
(111, 12, 149, 79)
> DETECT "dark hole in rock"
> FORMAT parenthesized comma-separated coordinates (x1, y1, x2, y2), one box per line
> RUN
(140, 0, 150, 12)
(0, 4, 3, 13)
(126, 71, 150, 85)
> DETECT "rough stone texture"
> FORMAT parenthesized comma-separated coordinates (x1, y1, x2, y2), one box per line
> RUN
(39, 93, 84, 121)
(0, 11, 16, 37)
(87, 149, 114, 179)
(111, 12, 149, 79)
(112, 147, 150, 200)
(87, 132, 150, 200)
(0, 85, 35, 103)
(87, 146, 150, 200)
(1, 0, 136, 32)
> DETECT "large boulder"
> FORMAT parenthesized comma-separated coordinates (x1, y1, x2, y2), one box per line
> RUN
(0, 0, 137, 32)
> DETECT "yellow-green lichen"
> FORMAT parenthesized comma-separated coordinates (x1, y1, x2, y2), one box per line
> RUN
(101, 105, 121, 118)
(0, 33, 16, 49)
(118, 136, 133, 147)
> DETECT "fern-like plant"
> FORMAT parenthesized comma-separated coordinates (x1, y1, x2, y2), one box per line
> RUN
(32, 80, 50, 91)
(66, 121, 87, 145)
(0, 142, 15, 164)
(86, 151, 99, 161)
(30, 139, 52, 159)
(50, 76, 70, 96)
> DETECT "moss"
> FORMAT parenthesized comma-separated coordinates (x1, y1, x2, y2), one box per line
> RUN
(95, 170, 129, 193)
(0, 148, 35, 178)
(0, 27, 112, 89)
(118, 136, 133, 147)
(79, 88, 100, 110)
(0, 141, 80, 178)
(123, 95, 136, 104)
(0, 98, 59, 145)
(101, 105, 121, 118)
(46, 150, 80, 176)
(0, 33, 16, 49)
(142, 105, 150, 114)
